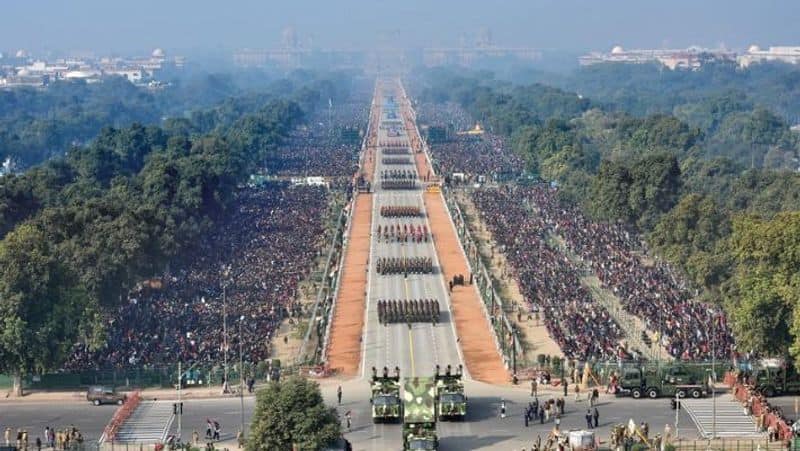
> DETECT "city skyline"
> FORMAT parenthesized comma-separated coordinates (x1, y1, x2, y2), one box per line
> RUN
(1, 0, 798, 57)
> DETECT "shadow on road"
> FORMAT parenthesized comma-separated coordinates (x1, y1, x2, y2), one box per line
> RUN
(440, 434, 515, 450)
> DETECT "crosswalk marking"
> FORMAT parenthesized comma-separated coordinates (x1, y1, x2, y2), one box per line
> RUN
(111, 400, 175, 443)
(681, 394, 765, 438)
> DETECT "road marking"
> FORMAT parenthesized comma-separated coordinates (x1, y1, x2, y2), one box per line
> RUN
(401, 241, 416, 377)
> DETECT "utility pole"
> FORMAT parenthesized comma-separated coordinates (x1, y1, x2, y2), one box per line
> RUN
(239, 316, 246, 439)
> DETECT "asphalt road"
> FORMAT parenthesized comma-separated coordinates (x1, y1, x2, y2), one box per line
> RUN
(0, 396, 253, 445)
(361, 97, 462, 380)
(325, 379, 700, 451)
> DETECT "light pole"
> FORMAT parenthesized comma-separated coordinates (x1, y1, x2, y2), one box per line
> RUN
(222, 265, 231, 394)
(223, 282, 228, 393)
(711, 310, 717, 440)
(239, 315, 246, 440)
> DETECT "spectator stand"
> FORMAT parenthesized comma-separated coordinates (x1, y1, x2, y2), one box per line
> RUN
(443, 187, 522, 375)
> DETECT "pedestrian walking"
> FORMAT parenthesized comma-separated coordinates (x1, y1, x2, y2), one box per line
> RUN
(531, 379, 537, 397)
(539, 405, 545, 424)
(524, 409, 529, 427)
(574, 383, 581, 402)
(345, 411, 352, 432)
(205, 419, 213, 439)
(212, 421, 220, 441)
(593, 407, 599, 428)
(585, 409, 593, 429)
(554, 414, 561, 431)
(192, 430, 199, 445)
(500, 399, 506, 419)
(4, 427, 10, 447)
(35, 437, 41, 451)
(337, 385, 342, 405)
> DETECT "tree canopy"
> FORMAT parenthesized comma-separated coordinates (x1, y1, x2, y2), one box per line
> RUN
(247, 376, 340, 451)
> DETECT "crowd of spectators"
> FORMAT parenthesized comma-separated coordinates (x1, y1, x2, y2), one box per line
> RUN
(266, 102, 369, 178)
(416, 102, 525, 181)
(471, 186, 630, 361)
(519, 184, 734, 361)
(64, 184, 329, 369)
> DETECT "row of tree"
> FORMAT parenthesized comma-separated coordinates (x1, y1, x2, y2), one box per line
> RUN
(0, 84, 317, 393)
(414, 67, 800, 366)
(0, 69, 362, 168)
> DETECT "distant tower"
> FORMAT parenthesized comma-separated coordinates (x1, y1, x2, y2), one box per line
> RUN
(477, 27, 492, 48)
(282, 26, 298, 49)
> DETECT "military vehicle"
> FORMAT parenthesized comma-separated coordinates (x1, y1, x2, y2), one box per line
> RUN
(402, 377, 438, 450)
(617, 364, 709, 399)
(434, 364, 467, 420)
(370, 366, 402, 423)
(749, 359, 800, 397)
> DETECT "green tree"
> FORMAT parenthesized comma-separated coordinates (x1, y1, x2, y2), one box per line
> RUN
(650, 194, 732, 292)
(0, 223, 99, 395)
(247, 376, 340, 451)
(728, 213, 800, 361)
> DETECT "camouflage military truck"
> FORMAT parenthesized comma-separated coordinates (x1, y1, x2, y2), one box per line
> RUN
(403, 377, 438, 450)
(435, 364, 467, 420)
(370, 366, 402, 423)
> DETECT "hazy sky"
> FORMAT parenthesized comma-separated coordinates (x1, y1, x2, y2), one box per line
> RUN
(2, 0, 798, 56)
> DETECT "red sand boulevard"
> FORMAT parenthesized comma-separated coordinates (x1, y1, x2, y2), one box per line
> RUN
(400, 84, 508, 384)
(326, 193, 372, 376)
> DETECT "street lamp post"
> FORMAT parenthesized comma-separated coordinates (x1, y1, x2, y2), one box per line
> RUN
(712, 311, 717, 440)
(223, 282, 228, 393)
(239, 315, 245, 439)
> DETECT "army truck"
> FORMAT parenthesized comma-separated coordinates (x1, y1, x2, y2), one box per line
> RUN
(370, 366, 402, 423)
(618, 364, 709, 399)
(402, 377, 438, 451)
(434, 364, 467, 420)
(750, 359, 800, 397)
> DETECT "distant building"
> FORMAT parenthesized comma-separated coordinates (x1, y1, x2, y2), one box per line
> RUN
(423, 28, 541, 67)
(579, 45, 735, 70)
(0, 47, 183, 89)
(739, 45, 800, 67)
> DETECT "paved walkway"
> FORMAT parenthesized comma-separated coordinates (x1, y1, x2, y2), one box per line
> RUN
(681, 394, 764, 439)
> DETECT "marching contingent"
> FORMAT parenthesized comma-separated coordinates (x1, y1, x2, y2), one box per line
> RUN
(377, 299, 441, 325)
(376, 256, 434, 276)
(376, 223, 430, 243)
(380, 205, 422, 217)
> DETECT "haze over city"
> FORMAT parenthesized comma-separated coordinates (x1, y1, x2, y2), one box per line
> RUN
(2, 1, 800, 450)
(1, 0, 799, 56)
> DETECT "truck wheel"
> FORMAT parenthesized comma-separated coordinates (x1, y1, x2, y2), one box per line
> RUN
(631, 388, 642, 399)
(93, 399, 101, 406)
(647, 388, 659, 399)
(763, 387, 775, 397)
(676, 389, 686, 398)
(691, 389, 702, 399)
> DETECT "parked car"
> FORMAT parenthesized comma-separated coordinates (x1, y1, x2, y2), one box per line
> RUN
(86, 386, 126, 406)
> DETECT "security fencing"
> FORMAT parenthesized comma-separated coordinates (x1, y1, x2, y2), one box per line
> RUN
(1, 360, 292, 392)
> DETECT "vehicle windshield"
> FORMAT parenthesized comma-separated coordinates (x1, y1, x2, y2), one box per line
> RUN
(408, 439, 436, 450)
(439, 393, 464, 403)
(373, 395, 399, 406)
